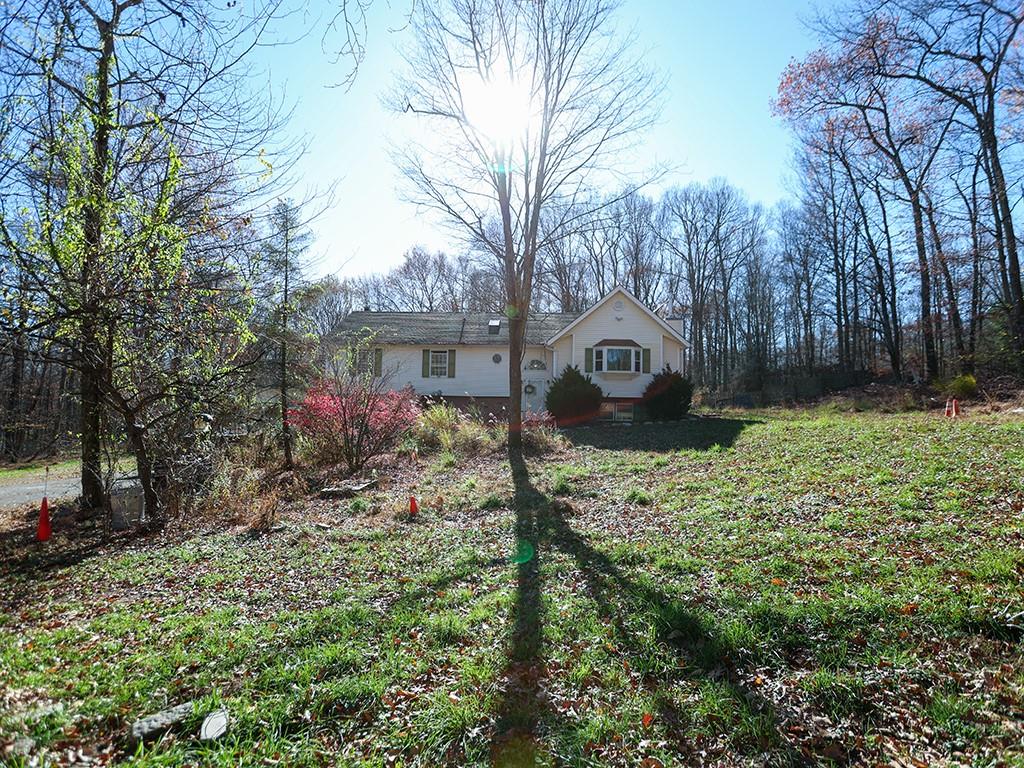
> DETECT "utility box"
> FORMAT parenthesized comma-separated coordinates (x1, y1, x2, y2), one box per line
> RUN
(110, 480, 145, 531)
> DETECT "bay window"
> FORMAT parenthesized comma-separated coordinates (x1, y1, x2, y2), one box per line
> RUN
(595, 346, 641, 373)
(585, 341, 650, 375)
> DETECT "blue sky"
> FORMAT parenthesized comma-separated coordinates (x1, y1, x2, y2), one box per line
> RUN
(258, 0, 822, 278)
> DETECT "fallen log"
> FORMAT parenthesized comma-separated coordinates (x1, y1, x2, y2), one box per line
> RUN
(319, 479, 377, 499)
(130, 701, 195, 745)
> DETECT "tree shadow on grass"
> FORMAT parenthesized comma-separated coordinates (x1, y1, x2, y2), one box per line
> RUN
(490, 453, 551, 767)
(565, 417, 758, 453)
(0, 503, 147, 612)
(489, 449, 810, 767)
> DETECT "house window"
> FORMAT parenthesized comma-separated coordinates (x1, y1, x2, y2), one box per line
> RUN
(599, 401, 636, 422)
(354, 349, 379, 376)
(596, 347, 641, 373)
(429, 350, 449, 378)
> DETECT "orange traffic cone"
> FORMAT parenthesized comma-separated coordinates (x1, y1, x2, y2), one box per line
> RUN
(37, 496, 51, 542)
(409, 496, 419, 517)
(944, 398, 953, 417)
(952, 398, 960, 418)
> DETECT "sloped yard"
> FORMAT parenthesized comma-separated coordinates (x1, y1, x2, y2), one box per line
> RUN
(2, 411, 1023, 766)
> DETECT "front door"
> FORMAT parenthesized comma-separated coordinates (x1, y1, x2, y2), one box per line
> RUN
(523, 378, 547, 415)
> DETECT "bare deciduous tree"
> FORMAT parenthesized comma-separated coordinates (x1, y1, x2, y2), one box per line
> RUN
(843, 0, 1024, 373)
(393, 0, 660, 450)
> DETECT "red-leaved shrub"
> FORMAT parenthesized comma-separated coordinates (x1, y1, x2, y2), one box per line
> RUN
(522, 410, 555, 429)
(289, 380, 420, 473)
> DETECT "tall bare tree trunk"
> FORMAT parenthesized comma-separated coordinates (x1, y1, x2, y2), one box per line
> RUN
(982, 127, 1024, 374)
(124, 416, 159, 524)
(905, 187, 939, 381)
(80, 14, 118, 511)
(842, 161, 900, 378)
(508, 314, 525, 453)
(281, 226, 293, 469)
(3, 278, 27, 461)
(925, 201, 966, 374)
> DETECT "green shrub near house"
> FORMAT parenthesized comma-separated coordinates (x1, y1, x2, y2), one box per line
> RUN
(946, 373, 978, 399)
(545, 365, 603, 426)
(642, 367, 694, 420)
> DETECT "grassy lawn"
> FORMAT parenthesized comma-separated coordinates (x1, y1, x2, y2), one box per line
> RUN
(2, 410, 1023, 766)
(0, 458, 79, 485)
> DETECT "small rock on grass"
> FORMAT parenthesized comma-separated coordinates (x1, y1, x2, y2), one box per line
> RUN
(199, 709, 229, 741)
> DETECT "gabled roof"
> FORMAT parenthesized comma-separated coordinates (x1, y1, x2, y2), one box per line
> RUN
(337, 311, 579, 346)
(545, 286, 689, 347)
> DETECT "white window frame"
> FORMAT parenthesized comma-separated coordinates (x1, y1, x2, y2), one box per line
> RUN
(354, 349, 377, 376)
(429, 349, 449, 378)
(595, 346, 641, 373)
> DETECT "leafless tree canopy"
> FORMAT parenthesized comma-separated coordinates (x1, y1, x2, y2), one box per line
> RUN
(393, 0, 661, 445)
(773, 0, 1024, 381)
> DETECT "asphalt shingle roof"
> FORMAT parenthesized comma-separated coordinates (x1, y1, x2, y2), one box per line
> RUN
(337, 311, 580, 346)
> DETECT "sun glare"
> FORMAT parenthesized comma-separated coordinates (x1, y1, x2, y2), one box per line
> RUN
(460, 71, 536, 151)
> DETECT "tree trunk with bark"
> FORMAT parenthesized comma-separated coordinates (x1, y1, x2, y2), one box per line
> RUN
(79, 13, 118, 511)
(281, 229, 293, 469)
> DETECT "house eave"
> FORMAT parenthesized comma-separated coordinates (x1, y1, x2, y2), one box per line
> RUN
(545, 286, 690, 347)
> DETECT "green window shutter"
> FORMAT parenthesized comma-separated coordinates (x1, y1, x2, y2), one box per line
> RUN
(422, 349, 430, 378)
(447, 349, 456, 377)
(584, 347, 593, 373)
(642, 348, 651, 373)
(373, 348, 383, 377)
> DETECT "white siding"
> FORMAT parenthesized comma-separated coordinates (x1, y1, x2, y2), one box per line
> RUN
(366, 289, 686, 404)
(378, 344, 551, 398)
(558, 289, 686, 398)
(552, 336, 573, 378)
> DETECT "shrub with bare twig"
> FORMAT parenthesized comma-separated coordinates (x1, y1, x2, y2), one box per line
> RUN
(290, 344, 420, 474)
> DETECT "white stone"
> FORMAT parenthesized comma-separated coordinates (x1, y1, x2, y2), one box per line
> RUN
(199, 709, 229, 741)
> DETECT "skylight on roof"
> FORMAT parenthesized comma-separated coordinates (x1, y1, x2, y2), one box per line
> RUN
(488, 319, 501, 335)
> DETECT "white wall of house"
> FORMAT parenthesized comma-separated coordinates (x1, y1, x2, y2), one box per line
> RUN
(551, 336, 573, 380)
(378, 344, 551, 399)
(551, 288, 687, 399)
(367, 289, 687, 409)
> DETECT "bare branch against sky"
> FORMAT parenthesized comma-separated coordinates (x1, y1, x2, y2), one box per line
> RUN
(390, 0, 662, 446)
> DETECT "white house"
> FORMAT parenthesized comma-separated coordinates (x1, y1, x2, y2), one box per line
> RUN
(338, 287, 689, 421)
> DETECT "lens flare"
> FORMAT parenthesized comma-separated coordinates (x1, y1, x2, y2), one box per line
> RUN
(511, 538, 535, 565)
(461, 71, 536, 153)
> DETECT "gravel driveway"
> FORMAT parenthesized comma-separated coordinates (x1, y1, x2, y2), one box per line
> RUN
(0, 465, 81, 509)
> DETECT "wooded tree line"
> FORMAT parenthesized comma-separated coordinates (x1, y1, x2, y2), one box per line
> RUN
(3, 0, 1024, 494)
(776, 0, 1024, 383)
(0, 0, 316, 515)
(339, 0, 1024, 392)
